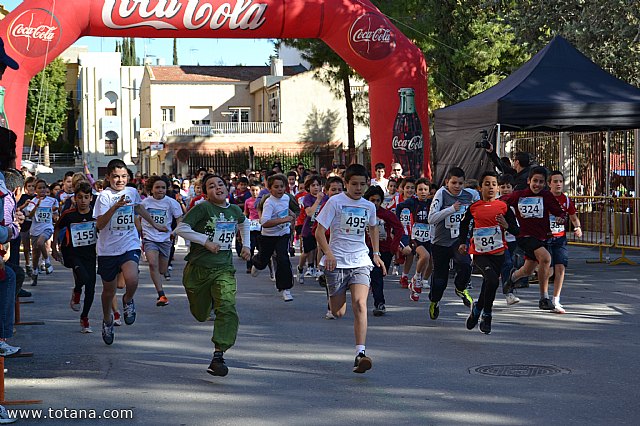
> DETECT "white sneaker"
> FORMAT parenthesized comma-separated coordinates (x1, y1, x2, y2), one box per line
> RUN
(313, 269, 323, 278)
(324, 309, 335, 320)
(251, 265, 260, 277)
(297, 269, 304, 284)
(0, 341, 21, 357)
(422, 280, 430, 290)
(505, 293, 520, 305)
(282, 289, 293, 302)
(304, 267, 314, 277)
(553, 302, 566, 314)
(0, 405, 17, 423)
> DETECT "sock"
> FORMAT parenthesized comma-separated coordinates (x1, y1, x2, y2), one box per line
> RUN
(157, 291, 165, 298)
(402, 273, 408, 278)
(213, 350, 224, 359)
(356, 345, 366, 355)
(297, 265, 303, 273)
(542, 292, 549, 299)
(553, 296, 561, 305)
(414, 273, 422, 281)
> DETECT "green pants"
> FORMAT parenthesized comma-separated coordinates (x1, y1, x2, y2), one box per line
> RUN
(182, 263, 238, 352)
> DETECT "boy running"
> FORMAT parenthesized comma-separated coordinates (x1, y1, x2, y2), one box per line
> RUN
(315, 164, 384, 373)
(502, 167, 567, 310)
(94, 159, 167, 345)
(427, 167, 479, 320)
(546, 171, 582, 313)
(24, 179, 59, 285)
(458, 172, 519, 334)
(52, 182, 97, 333)
(175, 174, 250, 376)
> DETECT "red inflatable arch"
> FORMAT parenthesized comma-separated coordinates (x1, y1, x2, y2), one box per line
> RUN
(0, 0, 429, 177)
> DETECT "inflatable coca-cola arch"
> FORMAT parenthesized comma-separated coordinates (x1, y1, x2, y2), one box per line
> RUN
(0, 0, 429, 176)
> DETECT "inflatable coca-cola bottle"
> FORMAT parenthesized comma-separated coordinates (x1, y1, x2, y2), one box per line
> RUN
(392, 88, 423, 177)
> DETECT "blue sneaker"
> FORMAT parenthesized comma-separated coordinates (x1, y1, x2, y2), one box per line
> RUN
(102, 316, 114, 345)
(122, 296, 137, 325)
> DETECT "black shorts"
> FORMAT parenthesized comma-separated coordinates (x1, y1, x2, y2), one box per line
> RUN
(295, 225, 303, 238)
(413, 240, 432, 253)
(97, 250, 141, 282)
(302, 235, 317, 253)
(517, 237, 546, 261)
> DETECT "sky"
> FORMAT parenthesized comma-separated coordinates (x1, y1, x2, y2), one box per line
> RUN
(2, 0, 277, 66)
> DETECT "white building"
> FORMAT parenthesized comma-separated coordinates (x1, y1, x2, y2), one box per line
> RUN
(77, 52, 143, 176)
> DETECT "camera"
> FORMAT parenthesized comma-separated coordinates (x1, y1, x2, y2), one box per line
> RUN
(475, 130, 490, 149)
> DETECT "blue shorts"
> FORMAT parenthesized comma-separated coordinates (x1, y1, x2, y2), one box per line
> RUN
(97, 249, 141, 282)
(546, 236, 568, 267)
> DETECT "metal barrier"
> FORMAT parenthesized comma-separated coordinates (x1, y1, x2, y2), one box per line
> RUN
(610, 197, 640, 265)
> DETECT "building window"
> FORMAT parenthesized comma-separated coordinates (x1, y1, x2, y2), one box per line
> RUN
(162, 107, 175, 123)
(191, 119, 211, 125)
(228, 107, 250, 123)
(105, 131, 118, 156)
(105, 108, 117, 116)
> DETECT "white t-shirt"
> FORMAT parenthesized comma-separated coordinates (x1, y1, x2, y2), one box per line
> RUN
(93, 186, 142, 256)
(315, 192, 377, 269)
(140, 196, 183, 242)
(260, 194, 291, 237)
(25, 196, 58, 236)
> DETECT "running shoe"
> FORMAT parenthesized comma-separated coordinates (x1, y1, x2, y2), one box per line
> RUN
(409, 277, 422, 302)
(429, 301, 440, 320)
(372, 303, 386, 317)
(122, 296, 137, 325)
(30, 273, 38, 287)
(80, 317, 93, 333)
(156, 295, 169, 306)
(505, 293, 520, 306)
(102, 316, 114, 345)
(70, 290, 81, 312)
(466, 302, 480, 330)
(353, 352, 372, 374)
(553, 302, 566, 314)
(0, 341, 21, 357)
(113, 311, 123, 326)
(318, 274, 327, 288)
(167, 265, 173, 272)
(282, 289, 293, 302)
(539, 297, 554, 311)
(207, 352, 229, 377)
(479, 314, 492, 334)
(45, 263, 54, 274)
(399, 276, 409, 288)
(324, 309, 336, 320)
(304, 267, 313, 277)
(25, 265, 33, 277)
(39, 263, 45, 272)
(313, 269, 323, 278)
(503, 267, 517, 294)
(164, 271, 171, 281)
(297, 267, 304, 284)
(18, 289, 32, 298)
(455, 288, 473, 307)
(251, 265, 260, 277)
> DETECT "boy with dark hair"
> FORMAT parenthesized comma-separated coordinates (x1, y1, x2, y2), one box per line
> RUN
(427, 167, 479, 320)
(498, 173, 522, 305)
(502, 166, 567, 310)
(546, 170, 582, 313)
(371, 162, 389, 194)
(315, 164, 384, 373)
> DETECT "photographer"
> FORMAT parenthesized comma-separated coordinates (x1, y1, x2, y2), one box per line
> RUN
(483, 134, 532, 190)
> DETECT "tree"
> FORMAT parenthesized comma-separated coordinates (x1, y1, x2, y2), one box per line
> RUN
(26, 58, 69, 162)
(279, 39, 368, 164)
(173, 39, 179, 65)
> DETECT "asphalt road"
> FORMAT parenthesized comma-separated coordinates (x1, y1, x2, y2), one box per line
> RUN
(4, 244, 640, 425)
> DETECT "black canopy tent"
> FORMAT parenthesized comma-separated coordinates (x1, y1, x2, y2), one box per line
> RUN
(432, 35, 640, 184)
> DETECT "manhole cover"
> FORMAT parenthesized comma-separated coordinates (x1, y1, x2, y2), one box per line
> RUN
(470, 364, 570, 377)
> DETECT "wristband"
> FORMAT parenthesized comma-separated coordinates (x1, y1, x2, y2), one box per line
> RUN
(575, 226, 581, 229)
(372, 251, 381, 256)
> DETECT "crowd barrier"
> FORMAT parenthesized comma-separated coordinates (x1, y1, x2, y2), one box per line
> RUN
(567, 196, 640, 265)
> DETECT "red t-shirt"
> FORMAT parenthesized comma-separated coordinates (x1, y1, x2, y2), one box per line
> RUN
(467, 200, 510, 255)
(501, 188, 566, 241)
(550, 193, 576, 237)
(295, 191, 307, 227)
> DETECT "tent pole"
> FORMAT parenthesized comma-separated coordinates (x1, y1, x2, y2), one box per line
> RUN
(605, 130, 611, 263)
(496, 123, 502, 156)
(635, 129, 640, 198)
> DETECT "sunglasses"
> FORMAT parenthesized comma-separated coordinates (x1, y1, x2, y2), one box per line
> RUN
(393, 169, 402, 171)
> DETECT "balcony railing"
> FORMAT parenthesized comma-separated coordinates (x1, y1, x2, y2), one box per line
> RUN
(22, 152, 77, 166)
(166, 121, 281, 136)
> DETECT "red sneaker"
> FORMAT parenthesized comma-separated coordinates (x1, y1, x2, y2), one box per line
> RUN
(400, 276, 409, 288)
(70, 290, 81, 312)
(409, 277, 422, 301)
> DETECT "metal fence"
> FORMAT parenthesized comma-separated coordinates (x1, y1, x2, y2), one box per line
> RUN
(187, 149, 317, 177)
(499, 130, 635, 197)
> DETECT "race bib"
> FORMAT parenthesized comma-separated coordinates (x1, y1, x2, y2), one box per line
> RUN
(70, 222, 97, 247)
(549, 215, 565, 236)
(378, 219, 387, 240)
(111, 205, 135, 231)
(473, 226, 503, 253)
(211, 221, 236, 251)
(147, 208, 167, 226)
(382, 196, 393, 209)
(399, 208, 411, 227)
(518, 197, 544, 219)
(35, 207, 52, 223)
(249, 219, 261, 232)
(340, 206, 368, 235)
(310, 205, 321, 223)
(445, 205, 467, 238)
(411, 223, 430, 242)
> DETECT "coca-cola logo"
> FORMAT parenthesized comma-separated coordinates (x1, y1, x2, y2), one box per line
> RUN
(348, 12, 396, 60)
(102, 0, 268, 31)
(8, 9, 61, 58)
(392, 135, 423, 151)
